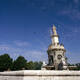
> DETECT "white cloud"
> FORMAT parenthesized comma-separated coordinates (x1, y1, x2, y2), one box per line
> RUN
(14, 40, 30, 47)
(74, 0, 79, 4)
(0, 43, 48, 62)
(57, 0, 80, 20)
(0, 45, 10, 51)
(58, 7, 80, 20)
(23, 50, 48, 62)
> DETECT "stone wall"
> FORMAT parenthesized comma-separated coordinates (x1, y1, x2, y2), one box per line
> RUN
(0, 70, 80, 80)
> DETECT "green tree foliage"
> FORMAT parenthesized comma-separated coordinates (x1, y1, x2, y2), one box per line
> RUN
(26, 61, 43, 70)
(0, 53, 80, 71)
(26, 61, 35, 70)
(0, 54, 13, 71)
(34, 61, 43, 70)
(12, 56, 27, 70)
(75, 63, 80, 70)
(68, 63, 80, 70)
(0, 54, 43, 71)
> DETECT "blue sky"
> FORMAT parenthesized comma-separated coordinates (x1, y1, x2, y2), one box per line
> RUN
(0, 0, 80, 63)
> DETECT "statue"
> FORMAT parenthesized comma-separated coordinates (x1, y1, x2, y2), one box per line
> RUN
(42, 25, 68, 70)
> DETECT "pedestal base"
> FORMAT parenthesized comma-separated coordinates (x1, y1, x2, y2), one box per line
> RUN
(0, 70, 80, 80)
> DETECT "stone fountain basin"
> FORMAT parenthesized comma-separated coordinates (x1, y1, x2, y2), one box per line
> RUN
(0, 70, 80, 80)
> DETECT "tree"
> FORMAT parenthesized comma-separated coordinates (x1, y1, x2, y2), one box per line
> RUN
(75, 63, 80, 70)
(12, 56, 27, 70)
(0, 54, 13, 71)
(34, 61, 43, 70)
(26, 61, 43, 70)
(26, 61, 35, 70)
